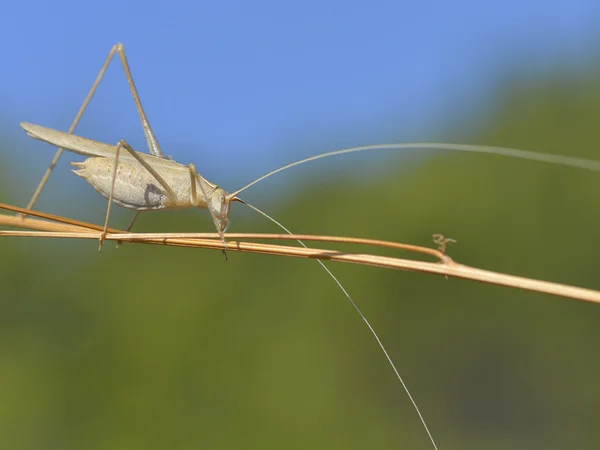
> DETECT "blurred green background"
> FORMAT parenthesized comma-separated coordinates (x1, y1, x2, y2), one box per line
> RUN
(3, 48, 600, 450)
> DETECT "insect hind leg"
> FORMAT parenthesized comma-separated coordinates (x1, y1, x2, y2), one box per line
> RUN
(25, 43, 165, 214)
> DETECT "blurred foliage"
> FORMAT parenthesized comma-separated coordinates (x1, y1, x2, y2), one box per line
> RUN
(2, 67, 600, 450)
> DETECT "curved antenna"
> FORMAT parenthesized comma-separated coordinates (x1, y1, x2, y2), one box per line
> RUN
(228, 142, 600, 200)
(239, 198, 439, 450)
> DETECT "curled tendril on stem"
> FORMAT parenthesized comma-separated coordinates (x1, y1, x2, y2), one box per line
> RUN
(433, 234, 457, 254)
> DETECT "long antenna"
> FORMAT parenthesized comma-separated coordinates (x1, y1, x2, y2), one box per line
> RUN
(228, 142, 600, 199)
(240, 199, 439, 450)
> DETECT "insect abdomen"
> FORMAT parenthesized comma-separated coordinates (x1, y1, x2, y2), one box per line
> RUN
(72, 157, 173, 210)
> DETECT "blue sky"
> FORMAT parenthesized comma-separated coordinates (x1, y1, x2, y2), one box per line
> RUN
(1, 0, 600, 201)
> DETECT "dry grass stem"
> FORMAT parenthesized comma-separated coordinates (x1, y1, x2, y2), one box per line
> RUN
(1, 202, 599, 305)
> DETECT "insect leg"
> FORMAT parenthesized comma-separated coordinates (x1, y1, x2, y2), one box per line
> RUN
(101, 139, 178, 250)
(115, 211, 141, 249)
(124, 212, 141, 232)
(99, 140, 123, 251)
(113, 43, 165, 158)
(117, 141, 177, 202)
(25, 43, 165, 213)
(188, 162, 228, 261)
(25, 44, 123, 212)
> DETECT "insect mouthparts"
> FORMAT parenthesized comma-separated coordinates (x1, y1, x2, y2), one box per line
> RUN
(205, 186, 231, 235)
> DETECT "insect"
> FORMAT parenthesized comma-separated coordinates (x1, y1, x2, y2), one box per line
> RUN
(21, 121, 237, 250)
(21, 44, 600, 450)
(21, 44, 244, 252)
